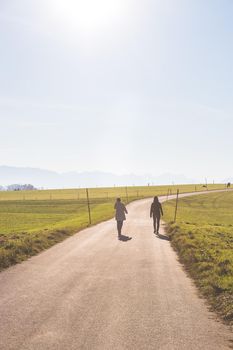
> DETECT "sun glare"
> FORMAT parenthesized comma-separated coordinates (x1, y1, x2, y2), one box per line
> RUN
(50, 0, 127, 33)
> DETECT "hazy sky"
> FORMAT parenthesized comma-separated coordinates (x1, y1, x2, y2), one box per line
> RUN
(0, 0, 233, 180)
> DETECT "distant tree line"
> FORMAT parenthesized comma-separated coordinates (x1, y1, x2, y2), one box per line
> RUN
(0, 184, 37, 191)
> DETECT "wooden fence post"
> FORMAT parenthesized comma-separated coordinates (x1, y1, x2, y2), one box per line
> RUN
(174, 189, 179, 222)
(86, 188, 91, 225)
(125, 186, 129, 203)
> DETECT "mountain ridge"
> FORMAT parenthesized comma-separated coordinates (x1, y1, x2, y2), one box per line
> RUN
(0, 165, 202, 189)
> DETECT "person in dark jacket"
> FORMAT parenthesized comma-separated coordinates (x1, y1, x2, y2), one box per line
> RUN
(114, 197, 128, 238)
(150, 196, 163, 234)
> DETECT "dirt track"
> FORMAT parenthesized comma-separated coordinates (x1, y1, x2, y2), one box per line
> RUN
(0, 191, 232, 349)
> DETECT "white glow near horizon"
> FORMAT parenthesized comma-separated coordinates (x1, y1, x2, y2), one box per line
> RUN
(50, 0, 128, 34)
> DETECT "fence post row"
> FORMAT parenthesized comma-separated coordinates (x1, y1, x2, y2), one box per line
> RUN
(86, 188, 92, 225)
(174, 189, 179, 223)
(125, 186, 129, 203)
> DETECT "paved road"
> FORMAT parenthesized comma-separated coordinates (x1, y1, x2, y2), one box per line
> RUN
(0, 191, 232, 349)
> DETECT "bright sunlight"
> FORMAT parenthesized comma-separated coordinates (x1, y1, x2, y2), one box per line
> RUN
(50, 0, 128, 33)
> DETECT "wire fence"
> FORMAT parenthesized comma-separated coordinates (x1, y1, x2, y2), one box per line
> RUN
(0, 184, 228, 234)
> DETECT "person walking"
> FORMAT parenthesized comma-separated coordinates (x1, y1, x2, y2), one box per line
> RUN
(150, 196, 163, 234)
(114, 198, 128, 238)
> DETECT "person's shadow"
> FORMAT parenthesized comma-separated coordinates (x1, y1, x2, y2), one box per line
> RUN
(156, 233, 170, 241)
(119, 234, 132, 242)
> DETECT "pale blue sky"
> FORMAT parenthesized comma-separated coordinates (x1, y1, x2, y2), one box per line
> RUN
(0, 0, 233, 181)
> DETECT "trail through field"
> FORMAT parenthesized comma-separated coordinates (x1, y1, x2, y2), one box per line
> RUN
(0, 191, 232, 350)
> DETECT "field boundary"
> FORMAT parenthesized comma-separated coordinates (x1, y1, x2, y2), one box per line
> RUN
(162, 189, 233, 326)
(0, 186, 229, 272)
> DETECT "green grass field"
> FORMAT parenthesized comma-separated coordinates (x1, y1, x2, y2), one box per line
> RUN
(163, 190, 233, 324)
(0, 183, 225, 271)
(0, 183, 225, 201)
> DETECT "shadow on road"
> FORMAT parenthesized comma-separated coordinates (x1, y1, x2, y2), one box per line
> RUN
(156, 233, 170, 241)
(228, 339, 233, 349)
(118, 234, 132, 242)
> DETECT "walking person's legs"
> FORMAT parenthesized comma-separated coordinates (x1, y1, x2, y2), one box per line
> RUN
(153, 215, 158, 233)
(153, 216, 156, 233)
(157, 215, 161, 233)
(117, 221, 123, 237)
(153, 215, 161, 234)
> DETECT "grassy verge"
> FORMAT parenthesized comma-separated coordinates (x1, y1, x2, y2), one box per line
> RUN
(0, 198, 117, 270)
(163, 191, 233, 325)
(0, 184, 225, 271)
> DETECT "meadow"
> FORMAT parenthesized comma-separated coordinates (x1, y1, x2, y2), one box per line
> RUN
(163, 190, 233, 324)
(0, 183, 225, 271)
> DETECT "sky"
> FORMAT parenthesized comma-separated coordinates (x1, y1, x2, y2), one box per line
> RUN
(0, 0, 233, 181)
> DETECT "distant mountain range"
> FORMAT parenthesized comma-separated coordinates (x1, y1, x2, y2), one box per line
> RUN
(0, 165, 201, 189)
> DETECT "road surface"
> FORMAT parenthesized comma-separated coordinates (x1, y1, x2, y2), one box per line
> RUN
(0, 191, 232, 349)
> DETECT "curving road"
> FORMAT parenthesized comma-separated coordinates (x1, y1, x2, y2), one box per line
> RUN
(0, 191, 232, 349)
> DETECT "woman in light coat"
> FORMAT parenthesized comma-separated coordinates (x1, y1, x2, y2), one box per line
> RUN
(114, 198, 128, 238)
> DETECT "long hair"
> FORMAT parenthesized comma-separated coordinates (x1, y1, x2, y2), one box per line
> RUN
(153, 196, 159, 203)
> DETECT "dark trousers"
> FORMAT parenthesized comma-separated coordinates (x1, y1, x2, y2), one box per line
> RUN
(117, 221, 123, 235)
(153, 215, 160, 232)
